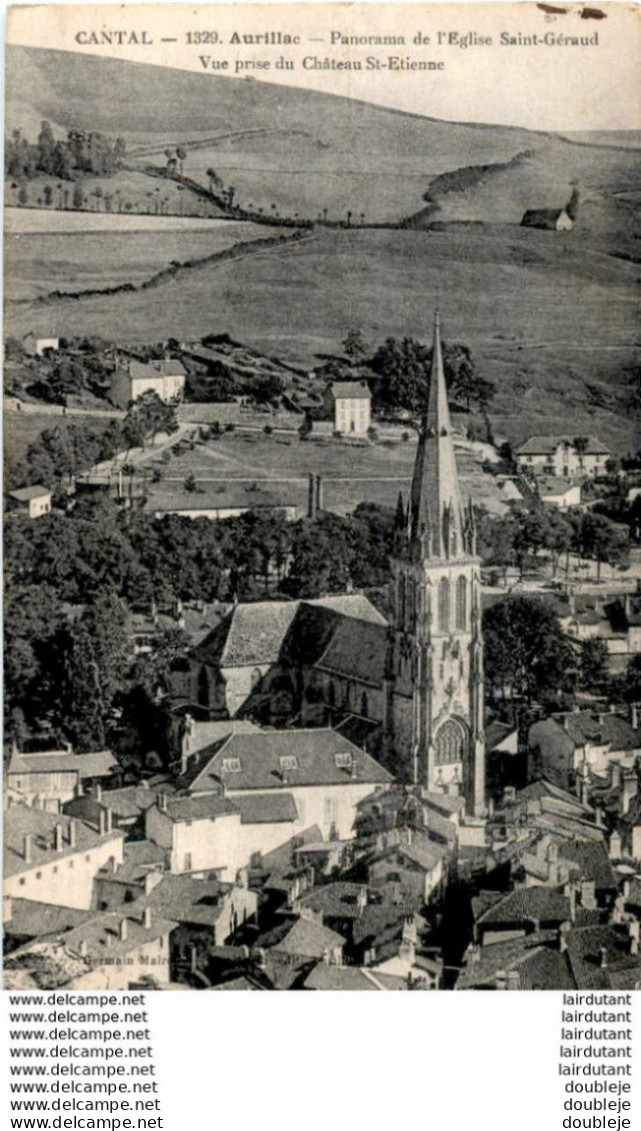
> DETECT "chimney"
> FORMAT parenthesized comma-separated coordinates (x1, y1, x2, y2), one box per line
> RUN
(495, 970, 507, 990)
(54, 823, 64, 852)
(142, 907, 152, 930)
(3, 895, 12, 924)
(158, 793, 168, 813)
(599, 946, 608, 970)
(622, 878, 631, 900)
(610, 761, 622, 791)
(99, 809, 107, 836)
(190, 946, 198, 974)
(23, 834, 33, 864)
(609, 831, 622, 860)
(144, 871, 163, 895)
(105, 807, 113, 834)
(506, 970, 520, 991)
(68, 820, 76, 849)
(558, 925, 569, 953)
(119, 918, 128, 942)
(141, 779, 150, 790)
(631, 702, 640, 731)
(629, 921, 639, 956)
(79, 939, 88, 958)
(95, 784, 102, 803)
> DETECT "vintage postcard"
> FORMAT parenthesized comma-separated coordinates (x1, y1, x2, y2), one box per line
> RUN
(3, 2, 641, 993)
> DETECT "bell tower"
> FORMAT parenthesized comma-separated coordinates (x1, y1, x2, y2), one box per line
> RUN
(388, 312, 485, 815)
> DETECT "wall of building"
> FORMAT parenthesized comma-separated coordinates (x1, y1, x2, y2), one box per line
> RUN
(227, 781, 383, 841)
(334, 398, 371, 435)
(7, 771, 78, 810)
(4, 836, 125, 909)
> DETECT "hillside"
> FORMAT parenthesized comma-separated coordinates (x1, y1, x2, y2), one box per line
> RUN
(4, 46, 640, 453)
(3, 44, 627, 226)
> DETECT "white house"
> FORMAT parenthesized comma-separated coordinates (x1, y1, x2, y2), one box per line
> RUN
(22, 334, 59, 356)
(516, 436, 610, 479)
(180, 728, 393, 841)
(7, 746, 117, 811)
(323, 381, 371, 435)
(3, 805, 124, 909)
(538, 477, 582, 510)
(109, 359, 186, 409)
(8, 485, 52, 519)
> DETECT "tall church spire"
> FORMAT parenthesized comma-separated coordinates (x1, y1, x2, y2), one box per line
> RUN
(408, 312, 466, 560)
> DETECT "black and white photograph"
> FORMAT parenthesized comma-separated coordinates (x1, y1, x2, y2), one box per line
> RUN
(3, 1, 641, 995)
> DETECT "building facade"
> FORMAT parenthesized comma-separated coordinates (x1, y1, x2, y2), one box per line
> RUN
(388, 313, 485, 815)
(324, 381, 372, 435)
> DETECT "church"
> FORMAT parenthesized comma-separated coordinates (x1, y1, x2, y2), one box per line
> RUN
(181, 313, 486, 818)
(387, 312, 485, 816)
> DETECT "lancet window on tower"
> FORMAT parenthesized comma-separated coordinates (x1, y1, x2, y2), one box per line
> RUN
(437, 578, 450, 632)
(456, 576, 467, 630)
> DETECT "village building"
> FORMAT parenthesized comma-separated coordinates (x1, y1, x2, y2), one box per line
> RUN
(178, 727, 392, 841)
(323, 380, 372, 435)
(4, 906, 177, 991)
(64, 781, 175, 839)
(527, 710, 641, 791)
(21, 333, 59, 356)
(3, 897, 94, 956)
(515, 435, 610, 479)
(520, 187, 580, 233)
(109, 358, 186, 409)
(147, 484, 299, 523)
(8, 746, 117, 811)
(538, 477, 582, 510)
(3, 805, 124, 909)
(8, 485, 52, 519)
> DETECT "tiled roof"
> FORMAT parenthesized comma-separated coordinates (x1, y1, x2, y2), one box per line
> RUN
(517, 435, 610, 456)
(4, 805, 123, 878)
(539, 478, 579, 496)
(456, 932, 565, 989)
(162, 795, 240, 823)
(516, 779, 593, 814)
(307, 595, 386, 625)
(103, 841, 166, 883)
(5, 900, 94, 939)
(182, 720, 260, 759)
(315, 618, 386, 687)
(565, 924, 641, 990)
(9, 485, 51, 502)
(562, 712, 640, 752)
(259, 825, 323, 875)
(327, 381, 371, 400)
(140, 874, 233, 926)
(477, 886, 571, 926)
(558, 842, 617, 891)
(8, 749, 117, 778)
(485, 721, 518, 752)
(422, 791, 466, 815)
(185, 728, 392, 793)
(193, 601, 300, 668)
(233, 792, 297, 825)
(372, 840, 446, 873)
(158, 359, 186, 376)
(255, 916, 345, 958)
(296, 882, 369, 919)
(100, 783, 173, 819)
(304, 964, 407, 990)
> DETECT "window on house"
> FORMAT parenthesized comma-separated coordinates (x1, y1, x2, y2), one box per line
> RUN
(36, 872, 41, 879)
(184, 853, 192, 871)
(335, 752, 352, 769)
(279, 755, 298, 771)
(69, 861, 74, 868)
(221, 758, 242, 773)
(85, 855, 90, 862)
(19, 878, 25, 886)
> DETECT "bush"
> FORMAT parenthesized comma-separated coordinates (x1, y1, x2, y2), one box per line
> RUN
(264, 424, 273, 435)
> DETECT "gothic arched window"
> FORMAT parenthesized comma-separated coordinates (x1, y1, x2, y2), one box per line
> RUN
(434, 718, 467, 765)
(456, 576, 467, 631)
(437, 578, 450, 632)
(398, 576, 406, 626)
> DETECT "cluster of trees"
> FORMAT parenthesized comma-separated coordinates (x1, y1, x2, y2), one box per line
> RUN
(478, 506, 629, 581)
(484, 594, 633, 720)
(319, 329, 495, 417)
(7, 393, 179, 493)
(4, 494, 395, 748)
(5, 122, 126, 182)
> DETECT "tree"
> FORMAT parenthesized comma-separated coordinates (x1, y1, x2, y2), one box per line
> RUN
(184, 473, 199, 493)
(37, 120, 56, 174)
(573, 436, 589, 478)
(342, 328, 368, 362)
(176, 145, 187, 175)
(578, 638, 609, 693)
(483, 595, 577, 717)
(72, 182, 84, 210)
(124, 391, 179, 448)
(369, 336, 491, 415)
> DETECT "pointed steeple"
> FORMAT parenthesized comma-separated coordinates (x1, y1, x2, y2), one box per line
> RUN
(408, 312, 466, 560)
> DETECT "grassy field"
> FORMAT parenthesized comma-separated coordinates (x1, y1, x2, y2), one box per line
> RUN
(5, 222, 638, 451)
(4, 215, 275, 300)
(143, 430, 505, 517)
